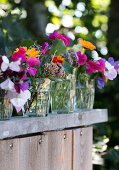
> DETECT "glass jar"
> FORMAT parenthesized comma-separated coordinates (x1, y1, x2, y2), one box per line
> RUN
(0, 89, 13, 120)
(23, 78, 51, 117)
(50, 79, 71, 114)
(74, 79, 95, 112)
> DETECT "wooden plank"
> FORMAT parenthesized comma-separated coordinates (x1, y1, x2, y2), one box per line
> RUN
(18, 136, 39, 170)
(0, 109, 107, 139)
(18, 130, 72, 170)
(46, 130, 72, 170)
(72, 127, 92, 170)
(0, 138, 19, 170)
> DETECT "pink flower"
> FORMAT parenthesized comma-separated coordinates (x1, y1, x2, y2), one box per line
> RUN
(27, 67, 37, 76)
(41, 42, 51, 54)
(86, 61, 96, 74)
(27, 57, 40, 67)
(86, 59, 105, 74)
(26, 57, 40, 76)
(57, 34, 70, 46)
(12, 47, 26, 62)
(95, 59, 105, 72)
(77, 51, 87, 65)
(48, 32, 70, 46)
(48, 31, 58, 40)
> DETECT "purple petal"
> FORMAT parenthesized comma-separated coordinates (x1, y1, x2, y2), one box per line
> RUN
(20, 81, 29, 91)
(108, 57, 115, 66)
(115, 61, 119, 69)
(48, 31, 58, 40)
(97, 78, 106, 89)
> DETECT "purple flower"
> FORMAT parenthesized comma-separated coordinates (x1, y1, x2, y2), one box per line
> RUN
(108, 57, 119, 69)
(108, 57, 115, 66)
(48, 31, 58, 40)
(20, 81, 29, 91)
(41, 42, 51, 54)
(97, 78, 106, 89)
(115, 61, 119, 69)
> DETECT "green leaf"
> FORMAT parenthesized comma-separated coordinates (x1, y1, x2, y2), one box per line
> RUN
(50, 38, 67, 55)
(7, 49, 13, 58)
(20, 39, 35, 48)
(62, 61, 73, 74)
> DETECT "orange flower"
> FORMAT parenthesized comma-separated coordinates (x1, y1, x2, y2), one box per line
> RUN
(78, 39, 96, 50)
(25, 47, 40, 58)
(52, 56, 64, 64)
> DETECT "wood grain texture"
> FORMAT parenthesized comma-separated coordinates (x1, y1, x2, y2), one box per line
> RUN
(46, 130, 72, 170)
(0, 128, 93, 170)
(0, 138, 19, 170)
(0, 109, 107, 139)
(72, 127, 92, 170)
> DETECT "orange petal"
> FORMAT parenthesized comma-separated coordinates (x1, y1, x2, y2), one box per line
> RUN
(78, 39, 96, 50)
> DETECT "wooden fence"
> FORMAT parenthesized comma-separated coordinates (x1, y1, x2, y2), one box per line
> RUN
(0, 109, 108, 170)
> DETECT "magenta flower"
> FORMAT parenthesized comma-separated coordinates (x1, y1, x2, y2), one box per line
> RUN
(86, 59, 105, 74)
(48, 31, 58, 40)
(41, 42, 51, 54)
(86, 61, 97, 74)
(26, 57, 40, 76)
(27, 67, 37, 76)
(12, 47, 26, 62)
(95, 59, 105, 72)
(77, 51, 87, 66)
(27, 57, 40, 67)
(57, 34, 70, 46)
(48, 32, 70, 46)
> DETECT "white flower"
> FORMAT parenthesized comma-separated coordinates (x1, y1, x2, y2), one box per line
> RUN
(1, 55, 21, 72)
(9, 90, 31, 112)
(0, 79, 15, 91)
(104, 61, 117, 80)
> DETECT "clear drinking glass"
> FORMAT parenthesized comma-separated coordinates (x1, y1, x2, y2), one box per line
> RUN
(50, 79, 71, 114)
(23, 78, 51, 117)
(74, 79, 95, 112)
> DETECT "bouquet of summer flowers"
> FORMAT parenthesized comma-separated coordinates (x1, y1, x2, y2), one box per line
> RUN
(0, 46, 40, 112)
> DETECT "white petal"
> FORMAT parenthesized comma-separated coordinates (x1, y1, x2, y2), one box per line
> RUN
(1, 56, 9, 71)
(20, 90, 31, 100)
(2, 55, 9, 64)
(1, 62, 9, 72)
(0, 79, 15, 91)
(10, 97, 26, 108)
(9, 59, 21, 72)
(104, 68, 117, 80)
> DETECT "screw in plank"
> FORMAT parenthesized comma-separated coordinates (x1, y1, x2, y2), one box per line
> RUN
(10, 143, 13, 149)
(64, 134, 67, 139)
(39, 138, 42, 144)
(80, 130, 83, 136)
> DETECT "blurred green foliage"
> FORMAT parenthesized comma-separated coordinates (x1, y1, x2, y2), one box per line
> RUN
(1, 0, 119, 169)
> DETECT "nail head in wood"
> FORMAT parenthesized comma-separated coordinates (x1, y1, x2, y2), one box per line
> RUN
(39, 138, 42, 144)
(64, 134, 67, 139)
(80, 130, 83, 136)
(10, 143, 13, 149)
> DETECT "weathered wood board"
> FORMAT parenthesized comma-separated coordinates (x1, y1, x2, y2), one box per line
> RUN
(0, 109, 107, 139)
(0, 128, 92, 170)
